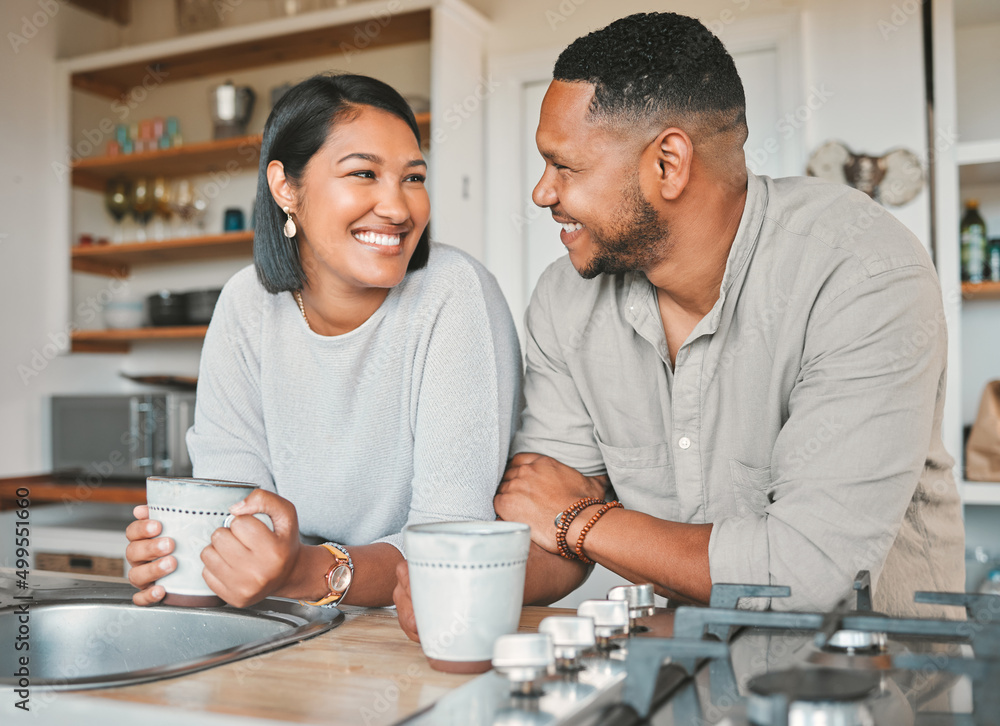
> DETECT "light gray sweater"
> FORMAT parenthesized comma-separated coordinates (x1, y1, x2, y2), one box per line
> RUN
(186, 243, 522, 554)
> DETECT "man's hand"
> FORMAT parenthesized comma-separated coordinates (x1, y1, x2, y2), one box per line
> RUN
(200, 489, 303, 608)
(393, 559, 420, 642)
(495, 453, 608, 553)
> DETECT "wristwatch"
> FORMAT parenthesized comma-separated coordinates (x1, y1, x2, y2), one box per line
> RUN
(303, 542, 353, 608)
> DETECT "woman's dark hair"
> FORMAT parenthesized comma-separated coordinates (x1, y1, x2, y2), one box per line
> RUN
(254, 73, 430, 293)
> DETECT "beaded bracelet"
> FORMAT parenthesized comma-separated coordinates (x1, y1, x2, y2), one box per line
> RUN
(555, 497, 604, 560)
(574, 501, 624, 564)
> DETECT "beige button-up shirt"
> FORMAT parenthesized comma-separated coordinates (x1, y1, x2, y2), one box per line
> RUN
(513, 171, 965, 617)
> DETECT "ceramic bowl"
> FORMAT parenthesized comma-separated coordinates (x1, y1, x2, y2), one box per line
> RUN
(103, 300, 144, 329)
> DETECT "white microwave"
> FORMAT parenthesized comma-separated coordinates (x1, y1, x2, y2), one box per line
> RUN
(50, 393, 195, 479)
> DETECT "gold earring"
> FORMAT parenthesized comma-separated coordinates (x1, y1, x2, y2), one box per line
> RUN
(283, 206, 296, 238)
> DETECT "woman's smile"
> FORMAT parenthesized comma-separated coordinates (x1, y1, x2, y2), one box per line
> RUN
(351, 224, 410, 254)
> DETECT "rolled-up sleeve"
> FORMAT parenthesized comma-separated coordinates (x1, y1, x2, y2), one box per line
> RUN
(709, 265, 946, 611)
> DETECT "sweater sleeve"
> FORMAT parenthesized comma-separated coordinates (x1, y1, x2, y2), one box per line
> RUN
(186, 278, 275, 490)
(373, 261, 522, 555)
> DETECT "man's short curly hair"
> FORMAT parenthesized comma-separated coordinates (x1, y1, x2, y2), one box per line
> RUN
(553, 12, 746, 135)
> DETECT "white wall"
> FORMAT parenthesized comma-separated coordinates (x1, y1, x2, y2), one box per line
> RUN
(0, 0, 936, 478)
(801, 0, 930, 247)
(479, 0, 799, 55)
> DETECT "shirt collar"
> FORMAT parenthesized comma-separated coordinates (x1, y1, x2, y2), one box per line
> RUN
(623, 170, 769, 347)
(694, 169, 768, 336)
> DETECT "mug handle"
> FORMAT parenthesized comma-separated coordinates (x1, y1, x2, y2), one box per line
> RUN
(223, 512, 274, 531)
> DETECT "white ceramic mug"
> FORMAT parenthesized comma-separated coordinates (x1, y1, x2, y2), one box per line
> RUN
(146, 477, 273, 607)
(404, 520, 530, 673)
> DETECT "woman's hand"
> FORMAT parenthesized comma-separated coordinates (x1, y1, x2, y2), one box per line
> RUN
(200, 489, 303, 608)
(495, 453, 609, 553)
(125, 505, 174, 606)
(393, 559, 420, 643)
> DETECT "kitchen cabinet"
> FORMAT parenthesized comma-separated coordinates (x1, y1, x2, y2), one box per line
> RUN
(932, 0, 1000, 566)
(58, 0, 486, 353)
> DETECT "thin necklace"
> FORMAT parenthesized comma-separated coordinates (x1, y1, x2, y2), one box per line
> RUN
(293, 290, 311, 330)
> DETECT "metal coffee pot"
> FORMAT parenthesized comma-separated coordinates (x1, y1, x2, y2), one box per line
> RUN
(209, 81, 256, 139)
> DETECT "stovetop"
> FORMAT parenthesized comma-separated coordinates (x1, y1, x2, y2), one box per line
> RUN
(401, 574, 999, 726)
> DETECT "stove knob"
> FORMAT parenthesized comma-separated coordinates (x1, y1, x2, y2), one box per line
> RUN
(538, 616, 596, 671)
(608, 584, 655, 630)
(492, 633, 554, 696)
(577, 600, 629, 648)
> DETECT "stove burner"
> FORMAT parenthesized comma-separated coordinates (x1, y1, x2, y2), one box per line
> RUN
(822, 610, 888, 654)
(749, 668, 880, 702)
(825, 628, 888, 653)
(746, 668, 880, 726)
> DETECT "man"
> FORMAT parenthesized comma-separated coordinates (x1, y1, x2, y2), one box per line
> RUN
(396, 11, 963, 630)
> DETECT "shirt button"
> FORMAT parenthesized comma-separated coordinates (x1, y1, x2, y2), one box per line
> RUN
(678, 436, 691, 450)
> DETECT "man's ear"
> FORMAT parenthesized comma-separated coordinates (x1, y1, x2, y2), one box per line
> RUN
(266, 160, 297, 212)
(648, 127, 692, 202)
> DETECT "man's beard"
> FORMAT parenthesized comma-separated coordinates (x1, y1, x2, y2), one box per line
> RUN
(578, 181, 670, 280)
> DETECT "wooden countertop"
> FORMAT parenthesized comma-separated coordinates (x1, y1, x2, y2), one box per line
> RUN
(77, 606, 570, 726)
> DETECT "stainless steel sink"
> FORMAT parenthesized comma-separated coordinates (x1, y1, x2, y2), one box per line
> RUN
(0, 572, 343, 690)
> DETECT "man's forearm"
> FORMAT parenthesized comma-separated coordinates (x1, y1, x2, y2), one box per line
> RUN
(523, 541, 590, 605)
(565, 507, 714, 604)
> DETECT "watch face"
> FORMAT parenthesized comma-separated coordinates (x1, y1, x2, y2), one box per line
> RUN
(329, 564, 352, 593)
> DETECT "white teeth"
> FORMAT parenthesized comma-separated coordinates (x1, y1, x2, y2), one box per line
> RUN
(561, 222, 583, 233)
(354, 231, 402, 246)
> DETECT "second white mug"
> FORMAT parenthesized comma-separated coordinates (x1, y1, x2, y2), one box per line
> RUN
(404, 520, 530, 673)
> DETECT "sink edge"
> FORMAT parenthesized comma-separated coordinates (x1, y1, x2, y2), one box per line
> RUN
(0, 586, 344, 691)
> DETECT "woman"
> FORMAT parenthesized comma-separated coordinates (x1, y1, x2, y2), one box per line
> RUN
(125, 74, 521, 608)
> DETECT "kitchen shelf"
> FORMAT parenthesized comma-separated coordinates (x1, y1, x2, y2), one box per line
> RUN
(71, 325, 209, 353)
(70, 112, 431, 192)
(959, 160, 1000, 187)
(962, 479, 1000, 506)
(957, 138, 1000, 166)
(71, 231, 254, 277)
(59, 0, 485, 356)
(957, 138, 1000, 187)
(961, 281, 1000, 299)
(71, 135, 262, 192)
(69, 7, 432, 99)
(0, 475, 144, 511)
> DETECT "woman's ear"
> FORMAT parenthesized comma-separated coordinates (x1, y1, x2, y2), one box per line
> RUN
(648, 127, 693, 202)
(266, 160, 297, 212)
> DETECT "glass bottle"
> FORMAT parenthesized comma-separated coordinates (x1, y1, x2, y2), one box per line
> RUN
(961, 199, 987, 283)
(988, 239, 1000, 283)
(104, 177, 130, 245)
(131, 178, 154, 242)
